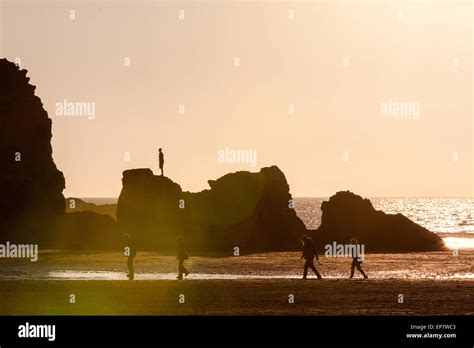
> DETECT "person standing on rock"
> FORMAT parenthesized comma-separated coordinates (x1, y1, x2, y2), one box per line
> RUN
(349, 238, 368, 279)
(176, 235, 190, 280)
(123, 233, 137, 280)
(301, 234, 322, 279)
(158, 148, 164, 176)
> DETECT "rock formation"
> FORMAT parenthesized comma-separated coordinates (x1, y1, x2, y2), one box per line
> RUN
(116, 166, 306, 252)
(65, 198, 117, 219)
(0, 58, 65, 243)
(53, 211, 119, 250)
(0, 59, 448, 253)
(310, 191, 446, 252)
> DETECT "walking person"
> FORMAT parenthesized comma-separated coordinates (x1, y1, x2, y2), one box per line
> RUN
(301, 234, 322, 279)
(176, 235, 190, 280)
(123, 233, 136, 280)
(349, 238, 368, 279)
(158, 148, 165, 176)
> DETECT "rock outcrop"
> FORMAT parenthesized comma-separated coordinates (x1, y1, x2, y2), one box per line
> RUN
(65, 198, 117, 219)
(53, 212, 119, 250)
(310, 191, 446, 252)
(0, 58, 65, 243)
(0, 59, 447, 253)
(116, 166, 306, 252)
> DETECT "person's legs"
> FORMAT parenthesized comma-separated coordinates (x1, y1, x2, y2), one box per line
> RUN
(160, 166, 164, 176)
(177, 259, 184, 280)
(303, 260, 309, 279)
(349, 259, 356, 278)
(180, 259, 189, 276)
(183, 263, 189, 276)
(127, 257, 134, 280)
(309, 261, 322, 279)
(356, 263, 368, 278)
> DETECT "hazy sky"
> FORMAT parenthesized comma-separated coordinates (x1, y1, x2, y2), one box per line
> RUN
(1, 0, 472, 197)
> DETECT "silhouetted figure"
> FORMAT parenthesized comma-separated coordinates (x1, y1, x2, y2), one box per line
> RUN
(176, 235, 189, 280)
(158, 148, 164, 176)
(349, 238, 368, 279)
(123, 233, 137, 280)
(301, 234, 322, 279)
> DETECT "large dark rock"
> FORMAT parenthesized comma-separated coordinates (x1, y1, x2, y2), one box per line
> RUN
(0, 58, 65, 243)
(116, 166, 306, 252)
(310, 191, 446, 252)
(53, 212, 119, 250)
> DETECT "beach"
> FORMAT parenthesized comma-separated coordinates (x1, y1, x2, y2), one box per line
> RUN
(0, 278, 472, 316)
(0, 250, 472, 315)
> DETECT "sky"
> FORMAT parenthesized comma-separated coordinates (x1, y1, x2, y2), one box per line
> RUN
(1, 0, 472, 197)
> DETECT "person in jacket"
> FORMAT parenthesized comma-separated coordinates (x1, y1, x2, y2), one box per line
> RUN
(301, 234, 322, 279)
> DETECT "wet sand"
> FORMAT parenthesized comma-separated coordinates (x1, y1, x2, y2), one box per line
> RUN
(0, 250, 472, 315)
(0, 250, 472, 280)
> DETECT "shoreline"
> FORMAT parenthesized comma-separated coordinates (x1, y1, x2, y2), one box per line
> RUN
(1, 250, 472, 280)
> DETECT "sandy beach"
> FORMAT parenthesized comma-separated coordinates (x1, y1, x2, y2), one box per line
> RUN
(0, 279, 474, 315)
(0, 250, 472, 315)
(0, 278, 472, 316)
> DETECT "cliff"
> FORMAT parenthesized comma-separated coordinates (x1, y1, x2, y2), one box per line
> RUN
(0, 58, 65, 243)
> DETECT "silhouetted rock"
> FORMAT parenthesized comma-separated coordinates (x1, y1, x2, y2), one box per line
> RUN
(53, 212, 119, 250)
(0, 58, 65, 243)
(310, 191, 446, 252)
(66, 198, 117, 219)
(116, 166, 306, 252)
